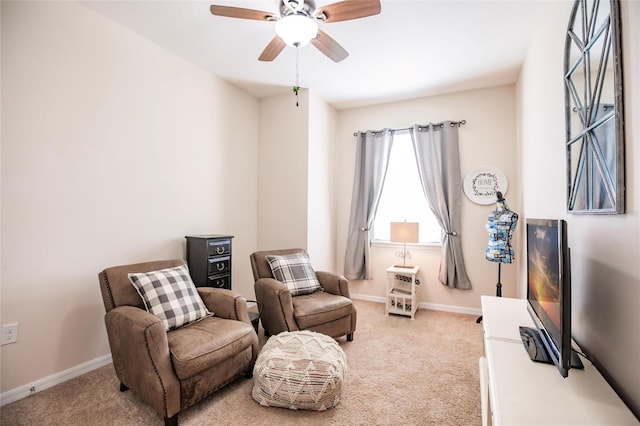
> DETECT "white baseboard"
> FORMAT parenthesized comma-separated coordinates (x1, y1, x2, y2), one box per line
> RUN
(1, 353, 112, 407)
(350, 293, 385, 304)
(351, 293, 482, 316)
(419, 302, 482, 316)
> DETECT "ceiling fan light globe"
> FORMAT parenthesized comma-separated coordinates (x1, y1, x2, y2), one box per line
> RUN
(275, 14, 318, 47)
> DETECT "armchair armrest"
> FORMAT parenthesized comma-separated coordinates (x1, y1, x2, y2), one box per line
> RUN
(254, 277, 297, 334)
(316, 271, 351, 298)
(197, 288, 251, 324)
(104, 306, 180, 418)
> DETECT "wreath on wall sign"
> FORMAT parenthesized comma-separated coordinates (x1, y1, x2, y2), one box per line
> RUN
(463, 167, 508, 205)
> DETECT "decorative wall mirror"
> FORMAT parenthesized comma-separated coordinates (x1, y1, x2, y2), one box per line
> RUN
(564, 0, 624, 214)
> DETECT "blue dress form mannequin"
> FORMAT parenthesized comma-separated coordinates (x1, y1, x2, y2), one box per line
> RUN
(477, 192, 518, 326)
(486, 195, 518, 264)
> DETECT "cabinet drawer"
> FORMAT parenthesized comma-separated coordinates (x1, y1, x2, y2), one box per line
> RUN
(207, 273, 231, 289)
(208, 256, 230, 275)
(208, 240, 231, 257)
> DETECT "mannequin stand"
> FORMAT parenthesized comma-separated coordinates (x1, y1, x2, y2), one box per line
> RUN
(476, 263, 502, 323)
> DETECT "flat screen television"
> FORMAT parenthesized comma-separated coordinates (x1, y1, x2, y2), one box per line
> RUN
(520, 218, 583, 377)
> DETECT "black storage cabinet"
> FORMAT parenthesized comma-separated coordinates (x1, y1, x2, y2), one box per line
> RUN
(185, 234, 233, 289)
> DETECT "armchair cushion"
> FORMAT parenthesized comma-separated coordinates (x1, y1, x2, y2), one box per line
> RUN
(266, 253, 323, 296)
(128, 264, 210, 331)
(292, 292, 354, 330)
(167, 316, 256, 380)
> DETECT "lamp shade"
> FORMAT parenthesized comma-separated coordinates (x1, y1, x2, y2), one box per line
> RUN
(390, 222, 419, 244)
(275, 14, 318, 47)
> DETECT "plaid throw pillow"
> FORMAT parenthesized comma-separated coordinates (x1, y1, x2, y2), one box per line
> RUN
(128, 264, 210, 331)
(266, 253, 322, 296)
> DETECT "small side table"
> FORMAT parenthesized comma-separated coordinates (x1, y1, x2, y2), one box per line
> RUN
(184, 234, 233, 289)
(386, 265, 420, 319)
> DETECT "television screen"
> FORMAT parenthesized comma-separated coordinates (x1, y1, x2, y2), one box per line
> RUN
(520, 218, 583, 377)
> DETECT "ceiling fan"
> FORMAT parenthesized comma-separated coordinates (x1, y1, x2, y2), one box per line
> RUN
(210, 0, 381, 63)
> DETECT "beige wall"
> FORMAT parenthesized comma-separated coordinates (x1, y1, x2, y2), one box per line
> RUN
(516, 0, 639, 416)
(257, 91, 309, 251)
(0, 2, 259, 392)
(307, 92, 338, 271)
(334, 85, 518, 312)
(257, 90, 336, 272)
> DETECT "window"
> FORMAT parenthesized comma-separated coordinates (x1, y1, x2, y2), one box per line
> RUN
(373, 132, 441, 244)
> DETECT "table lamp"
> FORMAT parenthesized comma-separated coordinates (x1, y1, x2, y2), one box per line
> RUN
(390, 222, 419, 268)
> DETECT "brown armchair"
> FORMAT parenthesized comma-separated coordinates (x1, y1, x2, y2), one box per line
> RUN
(250, 249, 356, 341)
(98, 259, 259, 426)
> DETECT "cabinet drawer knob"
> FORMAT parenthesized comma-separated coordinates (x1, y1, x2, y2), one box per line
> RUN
(216, 247, 224, 254)
(216, 263, 225, 271)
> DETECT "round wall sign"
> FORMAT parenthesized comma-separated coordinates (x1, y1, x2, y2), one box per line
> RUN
(463, 167, 508, 205)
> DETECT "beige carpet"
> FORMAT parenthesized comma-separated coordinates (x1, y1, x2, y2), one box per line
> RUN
(0, 300, 483, 425)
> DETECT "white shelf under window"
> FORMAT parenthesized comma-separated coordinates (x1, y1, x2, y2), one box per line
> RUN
(385, 265, 420, 319)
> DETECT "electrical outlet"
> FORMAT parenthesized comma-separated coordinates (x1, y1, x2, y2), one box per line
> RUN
(1, 323, 19, 345)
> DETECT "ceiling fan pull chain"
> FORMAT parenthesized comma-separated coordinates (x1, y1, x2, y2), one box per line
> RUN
(294, 43, 300, 107)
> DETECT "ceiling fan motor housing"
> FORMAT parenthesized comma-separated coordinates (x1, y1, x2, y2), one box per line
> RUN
(281, 0, 316, 17)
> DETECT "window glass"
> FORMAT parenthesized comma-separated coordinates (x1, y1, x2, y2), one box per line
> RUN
(373, 132, 441, 244)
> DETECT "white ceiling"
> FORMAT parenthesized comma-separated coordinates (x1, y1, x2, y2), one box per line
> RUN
(82, 0, 549, 110)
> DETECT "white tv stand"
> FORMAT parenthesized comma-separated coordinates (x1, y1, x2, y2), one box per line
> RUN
(480, 296, 638, 425)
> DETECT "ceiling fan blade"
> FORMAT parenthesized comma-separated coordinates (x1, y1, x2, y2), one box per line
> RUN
(311, 29, 349, 62)
(316, 0, 381, 23)
(258, 36, 287, 61)
(210, 5, 276, 21)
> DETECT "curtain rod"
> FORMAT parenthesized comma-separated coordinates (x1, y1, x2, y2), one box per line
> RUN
(353, 120, 466, 137)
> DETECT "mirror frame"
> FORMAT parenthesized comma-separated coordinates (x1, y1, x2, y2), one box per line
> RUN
(564, 0, 625, 214)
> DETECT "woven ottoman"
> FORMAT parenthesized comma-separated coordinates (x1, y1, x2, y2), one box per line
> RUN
(252, 330, 347, 411)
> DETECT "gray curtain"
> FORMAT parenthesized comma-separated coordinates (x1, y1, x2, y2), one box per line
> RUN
(411, 123, 471, 289)
(344, 130, 394, 280)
